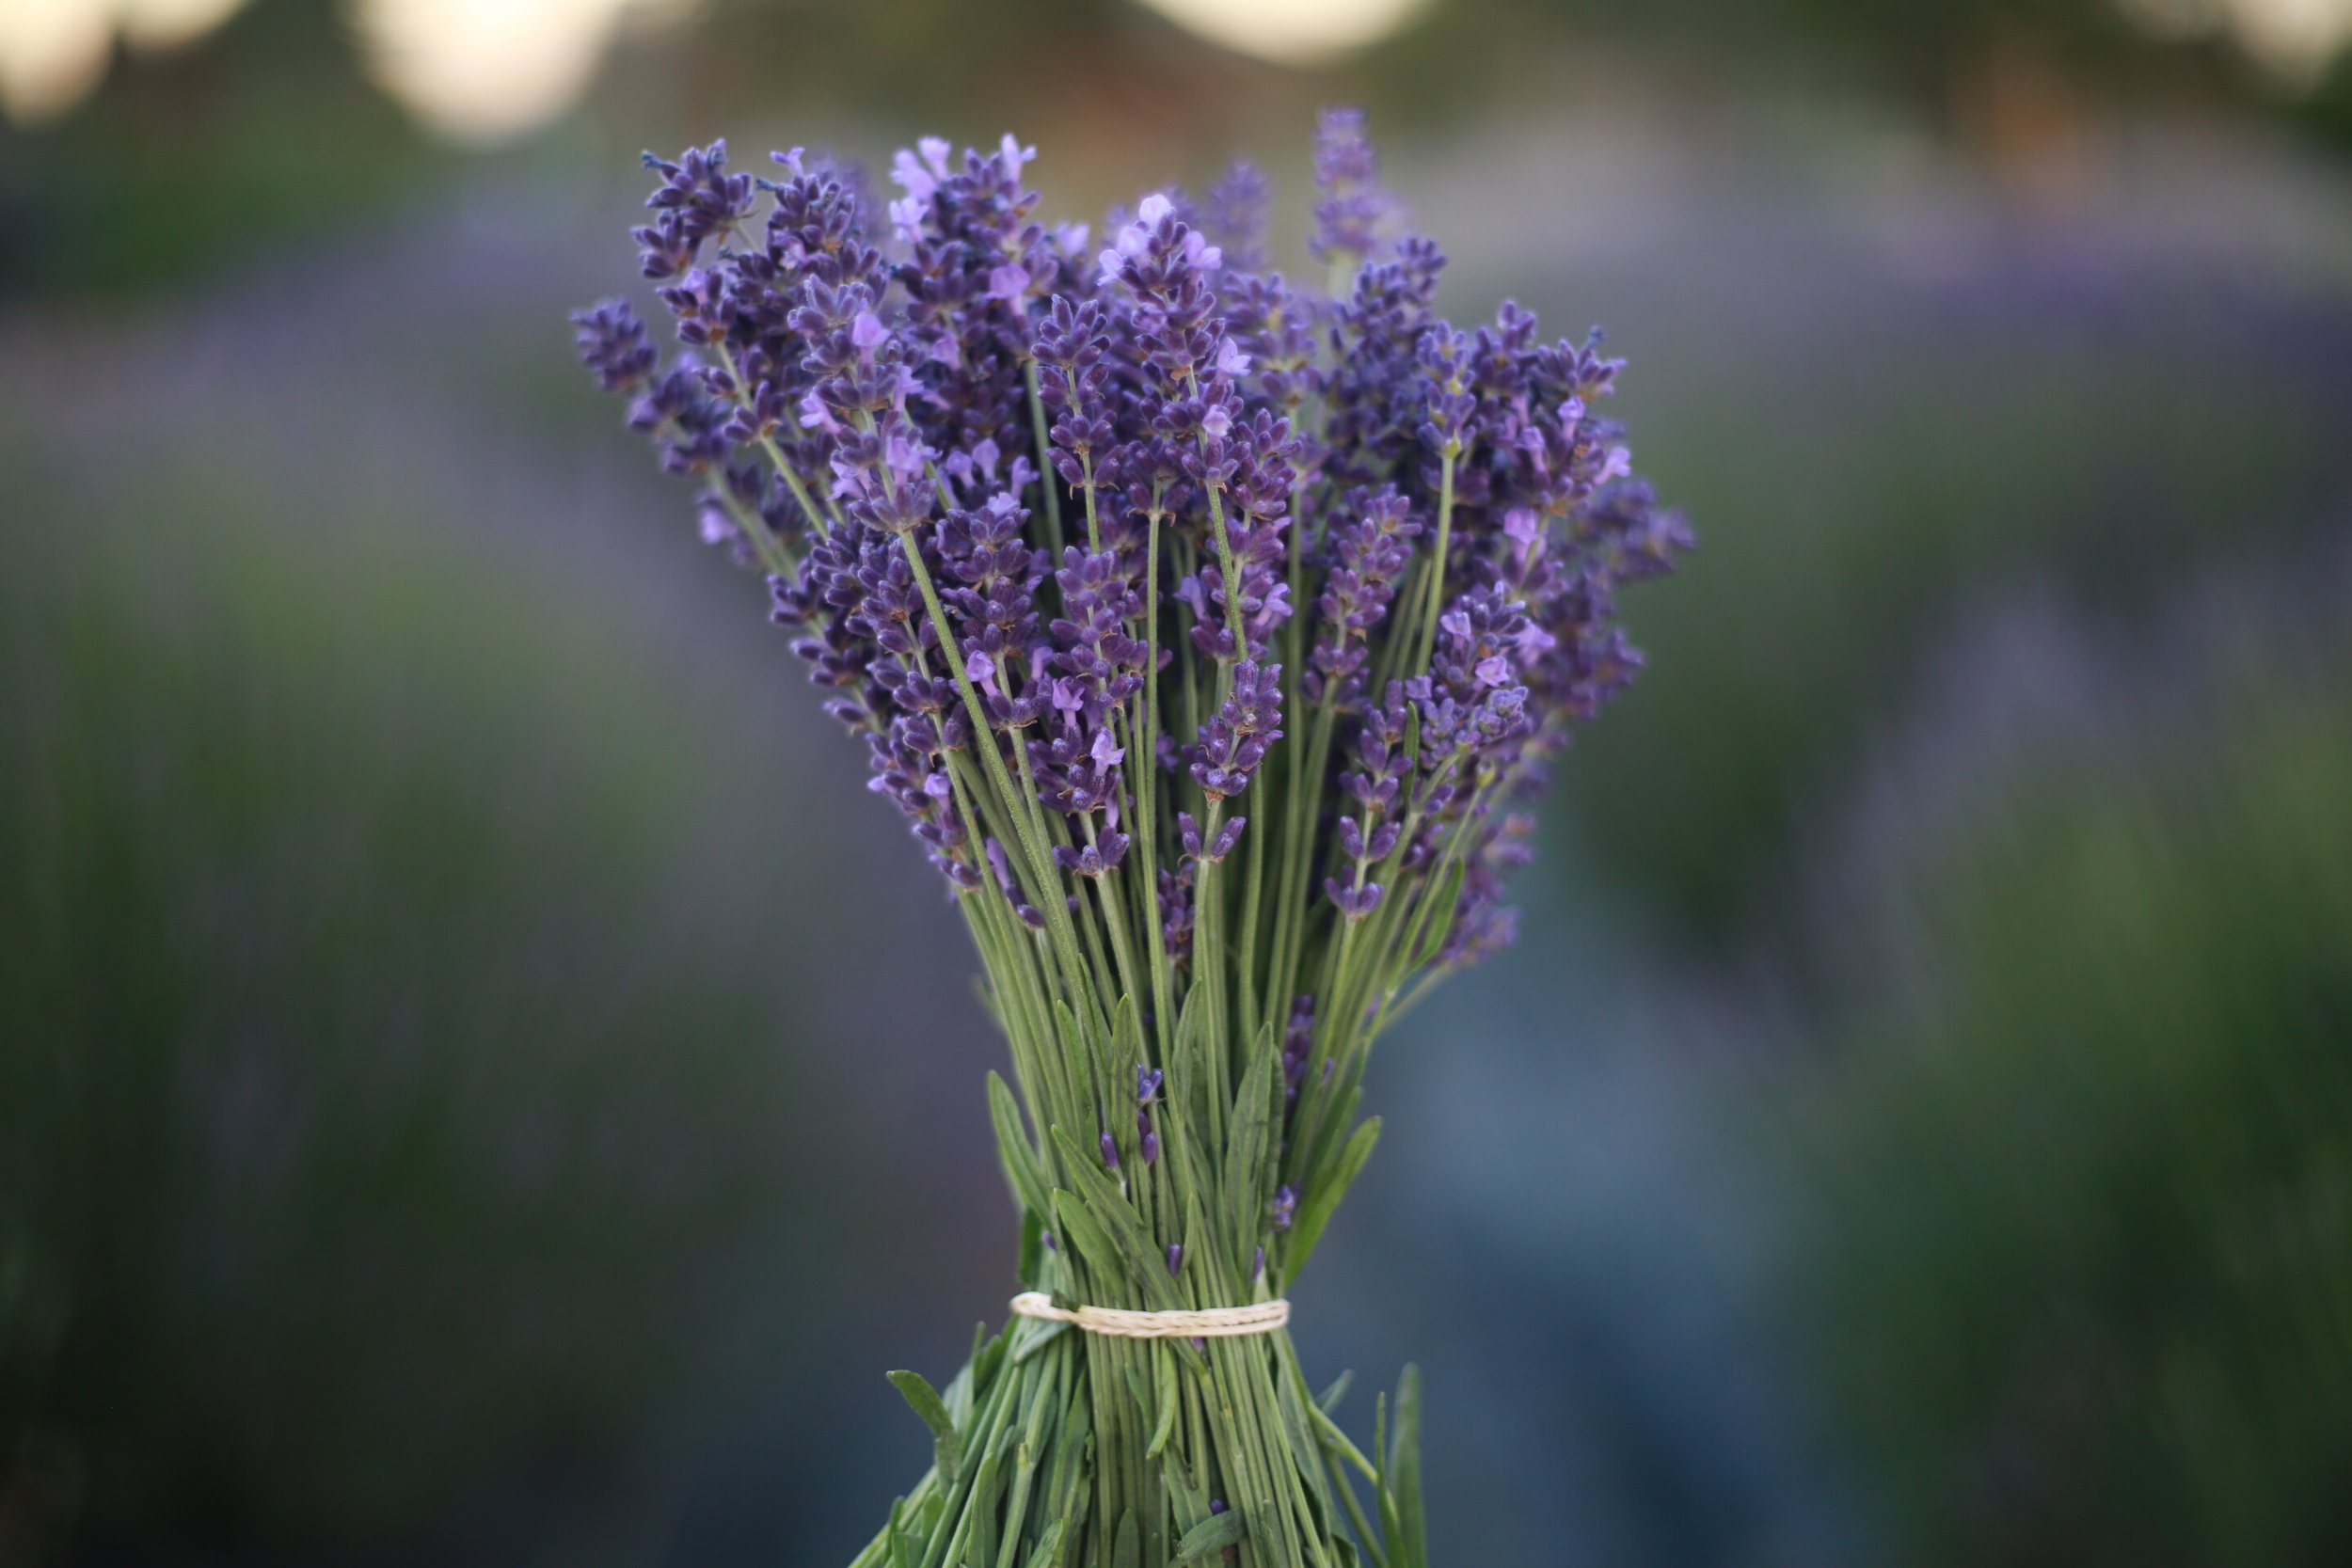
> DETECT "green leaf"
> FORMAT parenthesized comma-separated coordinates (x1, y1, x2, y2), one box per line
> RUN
(971, 1322, 1009, 1401)
(1057, 995, 1115, 1101)
(886, 1369, 961, 1487)
(1123, 1363, 1153, 1422)
(1285, 1116, 1381, 1278)
(1221, 1022, 1280, 1275)
(1168, 984, 1203, 1124)
(1405, 859, 1464, 974)
(989, 1070, 1053, 1221)
(1050, 1189, 1123, 1288)
(888, 1497, 919, 1568)
(973, 972, 1007, 1035)
(1145, 1342, 1181, 1459)
(969, 1439, 1005, 1568)
(1316, 1370, 1354, 1416)
(1386, 1365, 1426, 1568)
(943, 1345, 975, 1431)
(1112, 1510, 1140, 1568)
(1018, 1205, 1045, 1289)
(1021, 1520, 1065, 1568)
(1170, 1509, 1247, 1565)
(1309, 1399, 1380, 1484)
(1279, 1364, 1334, 1516)
(1050, 1129, 1182, 1310)
(1160, 1464, 1210, 1534)
(1112, 990, 1146, 1075)
(1159, 1097, 1221, 1253)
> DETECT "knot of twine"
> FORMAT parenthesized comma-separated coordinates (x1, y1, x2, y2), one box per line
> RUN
(1009, 1291, 1291, 1339)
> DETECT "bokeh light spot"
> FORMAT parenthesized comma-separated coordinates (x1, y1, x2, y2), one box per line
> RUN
(353, 0, 659, 144)
(1128, 0, 1429, 65)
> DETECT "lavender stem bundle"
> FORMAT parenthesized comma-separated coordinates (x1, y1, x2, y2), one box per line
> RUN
(575, 110, 1687, 1568)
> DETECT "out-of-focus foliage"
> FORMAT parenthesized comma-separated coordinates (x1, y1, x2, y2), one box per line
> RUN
(1785, 567, 2352, 1566)
(1526, 258, 2352, 952)
(0, 453, 856, 1562)
(0, 0, 435, 294)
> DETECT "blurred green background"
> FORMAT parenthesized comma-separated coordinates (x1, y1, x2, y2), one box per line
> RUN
(5, 0, 2352, 1563)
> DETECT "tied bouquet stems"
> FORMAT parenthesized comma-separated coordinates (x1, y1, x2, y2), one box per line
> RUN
(574, 110, 1688, 1568)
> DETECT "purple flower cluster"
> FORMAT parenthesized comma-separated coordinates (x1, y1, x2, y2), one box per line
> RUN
(578, 109, 1686, 987)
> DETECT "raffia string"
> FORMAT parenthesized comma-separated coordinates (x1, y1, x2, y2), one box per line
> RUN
(1009, 1291, 1291, 1339)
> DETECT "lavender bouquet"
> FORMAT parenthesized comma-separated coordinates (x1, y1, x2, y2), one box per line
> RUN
(575, 110, 1686, 1568)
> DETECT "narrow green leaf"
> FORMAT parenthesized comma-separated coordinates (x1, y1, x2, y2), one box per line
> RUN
(1021, 1520, 1065, 1568)
(972, 972, 1007, 1035)
(1220, 1023, 1279, 1274)
(1059, 995, 1116, 1102)
(888, 1497, 919, 1568)
(1112, 990, 1146, 1073)
(1111, 1510, 1140, 1568)
(1018, 1205, 1045, 1289)
(1009, 1313, 1069, 1364)
(1387, 1366, 1426, 1568)
(1278, 1363, 1334, 1516)
(1049, 1190, 1123, 1288)
(1375, 1390, 1401, 1563)
(1173, 979, 1215, 1106)
(968, 1440, 1005, 1568)
(1170, 1510, 1247, 1565)
(1160, 1464, 1209, 1534)
(886, 1369, 961, 1487)
(1285, 1116, 1381, 1279)
(1123, 1363, 1153, 1422)
(971, 1322, 1009, 1402)
(1405, 860, 1464, 974)
(1145, 1342, 1180, 1459)
(943, 1347, 975, 1432)
(1310, 1399, 1380, 1484)
(1316, 1370, 1354, 1416)
(1050, 1129, 1182, 1310)
(989, 1071, 1053, 1221)
(1157, 1097, 1218, 1242)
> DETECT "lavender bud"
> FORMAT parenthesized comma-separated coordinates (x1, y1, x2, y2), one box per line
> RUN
(1166, 1243, 1184, 1277)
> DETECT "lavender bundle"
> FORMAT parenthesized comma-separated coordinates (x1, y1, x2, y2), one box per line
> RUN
(575, 110, 1687, 1568)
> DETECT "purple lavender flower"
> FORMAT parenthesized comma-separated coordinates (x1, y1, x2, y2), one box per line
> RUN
(1202, 161, 1272, 275)
(1281, 995, 1314, 1110)
(571, 300, 657, 392)
(1191, 661, 1283, 800)
(1309, 485, 1420, 706)
(1310, 109, 1391, 271)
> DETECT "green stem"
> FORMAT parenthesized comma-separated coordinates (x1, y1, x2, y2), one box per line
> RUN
(1025, 359, 1067, 561)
